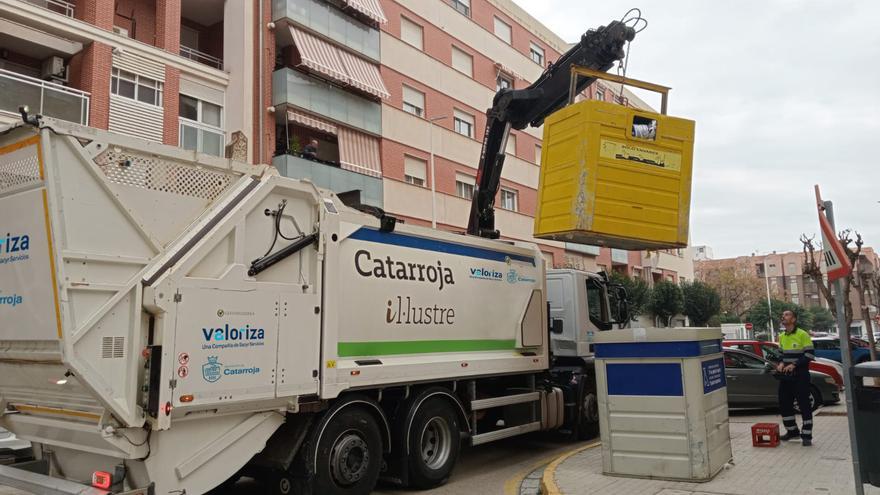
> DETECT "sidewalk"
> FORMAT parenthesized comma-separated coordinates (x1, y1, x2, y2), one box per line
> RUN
(547, 406, 880, 495)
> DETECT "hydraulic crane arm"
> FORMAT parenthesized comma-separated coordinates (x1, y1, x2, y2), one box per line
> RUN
(466, 20, 636, 239)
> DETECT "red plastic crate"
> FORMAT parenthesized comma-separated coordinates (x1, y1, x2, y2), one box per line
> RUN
(751, 422, 779, 448)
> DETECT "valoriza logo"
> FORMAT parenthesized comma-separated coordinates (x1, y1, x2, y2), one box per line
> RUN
(0, 232, 30, 265)
(0, 233, 29, 253)
(469, 267, 503, 281)
(201, 324, 265, 350)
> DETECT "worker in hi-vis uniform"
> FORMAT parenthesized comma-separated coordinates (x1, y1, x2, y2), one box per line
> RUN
(776, 309, 815, 446)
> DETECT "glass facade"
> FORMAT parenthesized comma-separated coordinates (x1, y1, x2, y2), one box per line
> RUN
(275, 0, 380, 61)
(274, 68, 382, 135)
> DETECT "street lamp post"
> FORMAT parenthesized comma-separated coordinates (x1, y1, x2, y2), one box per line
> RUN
(765, 271, 775, 341)
(428, 115, 447, 229)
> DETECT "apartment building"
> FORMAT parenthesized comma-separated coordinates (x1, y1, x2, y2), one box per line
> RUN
(0, 0, 266, 163)
(0, 0, 692, 281)
(695, 248, 880, 335)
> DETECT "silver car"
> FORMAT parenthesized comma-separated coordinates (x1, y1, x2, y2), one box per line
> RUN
(0, 428, 32, 465)
(724, 348, 840, 411)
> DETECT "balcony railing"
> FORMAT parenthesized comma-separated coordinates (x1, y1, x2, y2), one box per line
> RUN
(0, 69, 89, 125)
(23, 0, 75, 17)
(273, 153, 383, 208)
(180, 46, 223, 70)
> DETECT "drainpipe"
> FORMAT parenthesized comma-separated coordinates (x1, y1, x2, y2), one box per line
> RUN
(257, 0, 264, 164)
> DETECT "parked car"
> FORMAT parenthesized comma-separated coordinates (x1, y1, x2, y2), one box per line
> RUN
(812, 337, 872, 364)
(723, 348, 840, 411)
(723, 340, 844, 389)
(0, 427, 32, 466)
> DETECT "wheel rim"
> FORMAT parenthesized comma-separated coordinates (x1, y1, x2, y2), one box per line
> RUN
(329, 430, 371, 487)
(420, 416, 452, 470)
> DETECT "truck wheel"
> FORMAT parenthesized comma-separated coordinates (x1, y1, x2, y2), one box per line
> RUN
(407, 397, 461, 489)
(577, 392, 600, 440)
(312, 407, 383, 495)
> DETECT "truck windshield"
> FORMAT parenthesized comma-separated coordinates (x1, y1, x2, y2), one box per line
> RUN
(586, 278, 612, 331)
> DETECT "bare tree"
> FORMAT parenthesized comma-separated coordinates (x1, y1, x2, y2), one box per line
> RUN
(800, 231, 873, 360)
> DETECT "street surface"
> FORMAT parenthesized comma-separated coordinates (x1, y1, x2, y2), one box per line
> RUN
(1, 408, 876, 495)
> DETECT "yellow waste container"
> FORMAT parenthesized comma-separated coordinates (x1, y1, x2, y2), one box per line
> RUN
(533, 100, 695, 250)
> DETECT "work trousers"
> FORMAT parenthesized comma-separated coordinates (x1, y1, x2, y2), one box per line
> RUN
(778, 373, 813, 440)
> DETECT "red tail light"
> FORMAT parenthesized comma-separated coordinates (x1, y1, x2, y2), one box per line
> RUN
(92, 471, 112, 490)
(164, 401, 173, 416)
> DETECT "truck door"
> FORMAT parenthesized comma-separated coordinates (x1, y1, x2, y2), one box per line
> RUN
(173, 288, 280, 406)
(275, 290, 320, 397)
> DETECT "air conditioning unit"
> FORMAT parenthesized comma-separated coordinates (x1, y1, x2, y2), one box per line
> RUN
(41, 56, 66, 82)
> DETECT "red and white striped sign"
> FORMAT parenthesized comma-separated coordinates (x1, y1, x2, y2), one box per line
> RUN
(815, 186, 852, 282)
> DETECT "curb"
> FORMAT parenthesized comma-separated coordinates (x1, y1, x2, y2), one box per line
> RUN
(539, 441, 601, 495)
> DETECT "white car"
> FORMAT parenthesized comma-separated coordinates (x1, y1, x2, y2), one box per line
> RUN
(0, 428, 32, 465)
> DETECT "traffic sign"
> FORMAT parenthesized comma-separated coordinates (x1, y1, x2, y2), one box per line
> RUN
(814, 186, 852, 282)
(745, 323, 753, 330)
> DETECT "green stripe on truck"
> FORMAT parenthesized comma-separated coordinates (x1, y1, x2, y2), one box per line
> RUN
(337, 339, 518, 357)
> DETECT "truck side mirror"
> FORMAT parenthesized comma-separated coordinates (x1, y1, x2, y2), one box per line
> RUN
(613, 286, 629, 325)
(550, 319, 564, 334)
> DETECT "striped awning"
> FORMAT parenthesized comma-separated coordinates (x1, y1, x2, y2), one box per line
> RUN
(338, 50, 389, 99)
(343, 0, 387, 24)
(289, 26, 349, 85)
(287, 109, 337, 135)
(338, 127, 381, 177)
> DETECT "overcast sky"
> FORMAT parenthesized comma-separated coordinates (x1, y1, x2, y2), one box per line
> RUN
(513, 0, 880, 259)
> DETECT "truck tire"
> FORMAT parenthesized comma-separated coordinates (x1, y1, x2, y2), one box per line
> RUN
(310, 406, 383, 495)
(577, 392, 600, 440)
(406, 397, 461, 489)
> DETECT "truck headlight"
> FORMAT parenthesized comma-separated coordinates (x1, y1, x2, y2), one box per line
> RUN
(824, 376, 836, 385)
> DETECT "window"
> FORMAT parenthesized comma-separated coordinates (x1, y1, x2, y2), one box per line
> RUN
(496, 73, 513, 92)
(453, 109, 474, 138)
(404, 155, 427, 186)
(595, 89, 604, 101)
(529, 42, 544, 65)
(402, 85, 425, 117)
(112, 68, 163, 107)
(500, 188, 517, 211)
(534, 144, 542, 164)
(586, 278, 611, 330)
(400, 16, 423, 50)
(724, 351, 767, 370)
(451, 46, 473, 77)
(455, 173, 475, 200)
(450, 0, 470, 16)
(790, 276, 799, 294)
(505, 132, 516, 156)
(494, 17, 511, 44)
(179, 94, 224, 156)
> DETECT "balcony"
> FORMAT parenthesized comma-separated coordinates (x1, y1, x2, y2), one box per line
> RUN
(23, 0, 74, 17)
(273, 67, 381, 135)
(180, 46, 223, 70)
(180, 0, 225, 70)
(273, 153, 383, 208)
(273, 0, 380, 61)
(0, 69, 89, 125)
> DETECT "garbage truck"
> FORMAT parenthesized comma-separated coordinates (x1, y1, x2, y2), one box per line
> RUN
(0, 19, 638, 495)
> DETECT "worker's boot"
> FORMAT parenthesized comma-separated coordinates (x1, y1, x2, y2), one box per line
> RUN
(779, 429, 800, 441)
(802, 438, 812, 447)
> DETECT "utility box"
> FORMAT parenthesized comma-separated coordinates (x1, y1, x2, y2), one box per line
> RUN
(854, 362, 880, 487)
(533, 100, 695, 250)
(593, 327, 732, 481)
